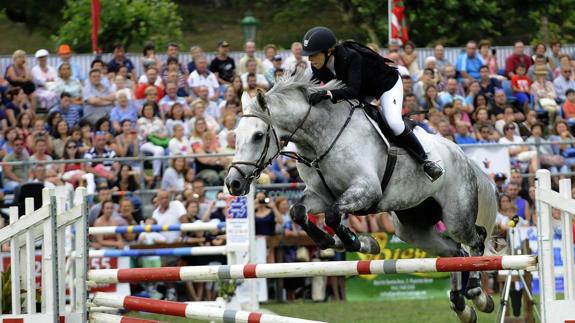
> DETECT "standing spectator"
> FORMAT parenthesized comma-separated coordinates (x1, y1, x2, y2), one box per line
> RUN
(31, 49, 58, 110)
(282, 42, 309, 73)
(5, 50, 36, 112)
(107, 44, 136, 79)
(187, 46, 204, 74)
(50, 92, 82, 129)
(238, 40, 264, 75)
(188, 57, 220, 101)
(53, 63, 83, 104)
(456, 40, 484, 82)
(57, 44, 83, 81)
(553, 66, 575, 103)
(110, 91, 138, 133)
(478, 65, 501, 101)
(400, 41, 420, 78)
(82, 69, 115, 125)
(505, 41, 533, 79)
(209, 41, 235, 85)
(434, 44, 451, 75)
(135, 67, 164, 100)
(153, 190, 186, 243)
(2, 136, 29, 192)
(527, 55, 553, 82)
(262, 44, 277, 72)
(478, 40, 499, 77)
(531, 68, 559, 125)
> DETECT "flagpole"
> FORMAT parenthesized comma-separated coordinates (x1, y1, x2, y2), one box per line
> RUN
(388, 0, 392, 48)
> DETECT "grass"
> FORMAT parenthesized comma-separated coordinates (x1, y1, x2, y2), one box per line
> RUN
(0, 13, 53, 55)
(125, 295, 529, 323)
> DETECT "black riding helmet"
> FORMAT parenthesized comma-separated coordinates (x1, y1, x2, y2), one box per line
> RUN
(301, 26, 337, 56)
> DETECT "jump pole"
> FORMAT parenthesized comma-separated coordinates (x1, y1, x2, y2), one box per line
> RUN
(88, 246, 228, 258)
(89, 222, 225, 235)
(91, 293, 326, 323)
(88, 255, 537, 284)
(90, 312, 166, 323)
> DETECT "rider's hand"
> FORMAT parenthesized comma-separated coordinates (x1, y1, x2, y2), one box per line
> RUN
(308, 90, 332, 105)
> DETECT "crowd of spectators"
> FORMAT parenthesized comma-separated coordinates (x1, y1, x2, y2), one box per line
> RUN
(1, 37, 575, 303)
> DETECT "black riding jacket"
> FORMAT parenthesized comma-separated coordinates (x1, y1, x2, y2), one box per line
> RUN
(312, 41, 399, 102)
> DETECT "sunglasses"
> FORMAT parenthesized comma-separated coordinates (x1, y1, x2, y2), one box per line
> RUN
(67, 145, 77, 149)
(505, 127, 515, 131)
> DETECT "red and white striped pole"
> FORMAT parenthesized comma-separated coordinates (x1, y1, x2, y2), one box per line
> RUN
(90, 312, 165, 323)
(89, 255, 537, 284)
(91, 293, 325, 323)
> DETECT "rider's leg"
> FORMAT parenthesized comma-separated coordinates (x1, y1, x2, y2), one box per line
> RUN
(380, 75, 443, 181)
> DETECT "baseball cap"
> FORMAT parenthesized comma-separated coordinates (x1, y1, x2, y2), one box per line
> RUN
(272, 54, 282, 61)
(35, 49, 49, 58)
(218, 41, 230, 48)
(58, 44, 72, 55)
(494, 172, 507, 181)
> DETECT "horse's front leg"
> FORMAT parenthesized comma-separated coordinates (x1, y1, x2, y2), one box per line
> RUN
(326, 177, 382, 254)
(289, 189, 334, 250)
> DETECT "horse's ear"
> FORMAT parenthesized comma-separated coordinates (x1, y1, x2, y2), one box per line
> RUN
(241, 91, 252, 111)
(256, 90, 267, 111)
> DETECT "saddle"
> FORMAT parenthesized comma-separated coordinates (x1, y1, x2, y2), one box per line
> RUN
(361, 102, 416, 145)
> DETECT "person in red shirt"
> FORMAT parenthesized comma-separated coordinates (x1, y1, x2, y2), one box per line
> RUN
(511, 64, 531, 112)
(505, 41, 533, 79)
(135, 67, 164, 101)
(563, 89, 575, 121)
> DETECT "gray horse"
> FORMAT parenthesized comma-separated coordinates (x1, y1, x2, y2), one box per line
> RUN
(225, 73, 497, 323)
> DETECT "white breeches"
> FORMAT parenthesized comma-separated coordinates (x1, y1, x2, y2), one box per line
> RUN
(140, 142, 165, 176)
(379, 76, 405, 136)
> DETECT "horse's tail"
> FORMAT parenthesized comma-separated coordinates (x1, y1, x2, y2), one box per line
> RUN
(470, 161, 499, 256)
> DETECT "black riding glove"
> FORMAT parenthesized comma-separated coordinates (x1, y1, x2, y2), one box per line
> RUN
(309, 90, 332, 105)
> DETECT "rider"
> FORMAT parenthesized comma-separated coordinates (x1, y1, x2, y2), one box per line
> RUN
(301, 26, 443, 181)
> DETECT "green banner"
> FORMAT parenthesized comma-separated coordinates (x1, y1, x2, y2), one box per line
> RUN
(346, 232, 451, 301)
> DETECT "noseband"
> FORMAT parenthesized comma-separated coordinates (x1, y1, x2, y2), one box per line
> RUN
(229, 102, 313, 184)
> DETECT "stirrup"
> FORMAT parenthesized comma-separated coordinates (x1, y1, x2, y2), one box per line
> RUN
(423, 160, 443, 182)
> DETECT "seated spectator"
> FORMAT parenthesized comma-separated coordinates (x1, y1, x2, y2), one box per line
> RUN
(110, 75, 134, 100)
(437, 65, 465, 95)
(137, 102, 167, 183)
(92, 200, 125, 249)
(241, 59, 269, 90)
(78, 122, 93, 154)
(188, 56, 220, 101)
(107, 44, 136, 79)
(465, 80, 481, 110)
(0, 127, 20, 159)
(553, 67, 575, 103)
(94, 117, 114, 144)
(218, 114, 237, 148)
(28, 164, 66, 190)
(550, 120, 575, 168)
(438, 77, 465, 109)
(505, 41, 533, 79)
(161, 157, 187, 191)
(46, 110, 63, 137)
(26, 118, 53, 153)
(110, 91, 139, 133)
(53, 63, 82, 105)
(498, 121, 536, 166)
(165, 102, 190, 136)
(526, 122, 568, 176)
(4, 86, 31, 126)
(265, 55, 283, 86)
(531, 67, 559, 124)
(84, 132, 118, 183)
(519, 110, 538, 137)
(5, 49, 36, 112)
(168, 123, 191, 156)
(238, 40, 264, 75)
(89, 58, 112, 88)
(2, 136, 30, 192)
(511, 64, 531, 112)
(83, 68, 115, 125)
(413, 68, 435, 105)
(159, 81, 190, 117)
(195, 86, 220, 120)
(527, 54, 553, 82)
(563, 89, 575, 121)
(456, 41, 484, 83)
(219, 131, 235, 166)
(50, 92, 83, 129)
(478, 40, 499, 77)
(135, 67, 164, 101)
(162, 57, 188, 97)
(489, 90, 523, 122)
(433, 44, 451, 75)
(387, 52, 410, 77)
(495, 106, 521, 137)
(476, 124, 498, 143)
(59, 138, 94, 194)
(209, 41, 235, 85)
(117, 198, 140, 242)
(506, 182, 531, 223)
(52, 119, 70, 158)
(399, 41, 420, 78)
(31, 49, 58, 109)
(417, 56, 442, 85)
(29, 137, 54, 172)
(454, 122, 477, 145)
(189, 100, 219, 133)
(57, 44, 83, 82)
(112, 164, 140, 193)
(193, 132, 227, 186)
(113, 119, 139, 170)
(549, 41, 562, 70)
(472, 107, 499, 141)
(187, 45, 204, 74)
(153, 190, 187, 243)
(478, 65, 501, 102)
(16, 112, 33, 140)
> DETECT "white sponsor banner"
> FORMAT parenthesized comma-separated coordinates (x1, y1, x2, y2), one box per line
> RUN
(462, 145, 511, 178)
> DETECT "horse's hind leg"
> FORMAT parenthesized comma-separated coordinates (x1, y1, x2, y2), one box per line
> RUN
(290, 191, 335, 250)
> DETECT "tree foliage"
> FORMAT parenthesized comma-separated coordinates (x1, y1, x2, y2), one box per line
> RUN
(52, 0, 183, 53)
(0, 0, 65, 34)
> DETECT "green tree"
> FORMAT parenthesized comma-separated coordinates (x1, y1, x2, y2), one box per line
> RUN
(52, 0, 183, 53)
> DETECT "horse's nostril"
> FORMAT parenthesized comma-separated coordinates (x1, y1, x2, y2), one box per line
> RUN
(231, 179, 242, 190)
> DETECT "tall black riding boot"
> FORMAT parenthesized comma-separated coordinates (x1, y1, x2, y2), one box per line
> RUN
(395, 127, 444, 182)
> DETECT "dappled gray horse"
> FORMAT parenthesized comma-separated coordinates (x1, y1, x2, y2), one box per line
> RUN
(225, 73, 497, 323)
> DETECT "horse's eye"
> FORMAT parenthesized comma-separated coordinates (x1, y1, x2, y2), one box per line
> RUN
(253, 132, 264, 141)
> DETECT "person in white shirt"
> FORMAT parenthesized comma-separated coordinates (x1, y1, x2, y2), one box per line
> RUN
(187, 56, 220, 101)
(31, 49, 58, 109)
(241, 59, 269, 90)
(152, 190, 187, 243)
(282, 42, 310, 73)
(238, 40, 265, 75)
(168, 124, 192, 156)
(262, 44, 277, 72)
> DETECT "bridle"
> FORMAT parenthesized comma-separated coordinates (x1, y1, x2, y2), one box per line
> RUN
(228, 92, 313, 184)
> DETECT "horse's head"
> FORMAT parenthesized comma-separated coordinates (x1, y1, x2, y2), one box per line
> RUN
(225, 91, 283, 196)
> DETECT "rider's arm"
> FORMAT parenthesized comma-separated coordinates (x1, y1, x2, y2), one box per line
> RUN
(329, 51, 363, 102)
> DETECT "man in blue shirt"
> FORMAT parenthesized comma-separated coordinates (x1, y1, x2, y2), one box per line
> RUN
(456, 41, 485, 82)
(50, 92, 82, 128)
(107, 44, 136, 80)
(454, 122, 477, 145)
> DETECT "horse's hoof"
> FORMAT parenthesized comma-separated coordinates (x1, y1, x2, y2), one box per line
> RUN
(358, 235, 380, 255)
(451, 305, 477, 323)
(465, 286, 482, 299)
(472, 292, 494, 313)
